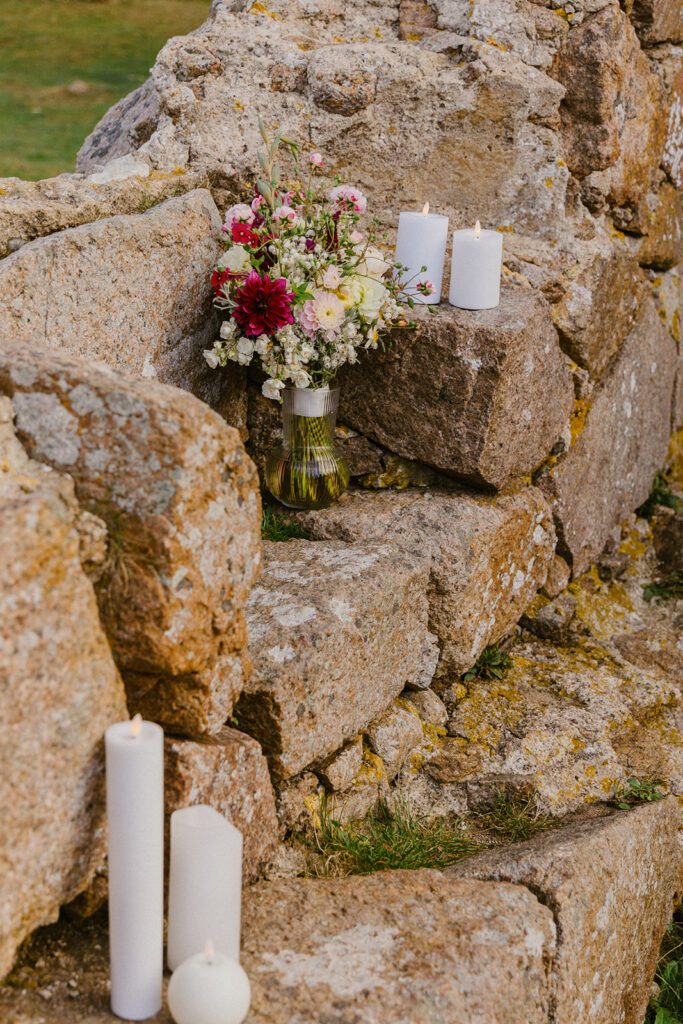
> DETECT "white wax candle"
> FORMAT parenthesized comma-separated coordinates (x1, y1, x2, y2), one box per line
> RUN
(394, 204, 448, 304)
(449, 221, 503, 310)
(168, 942, 251, 1024)
(105, 715, 164, 1021)
(167, 805, 243, 971)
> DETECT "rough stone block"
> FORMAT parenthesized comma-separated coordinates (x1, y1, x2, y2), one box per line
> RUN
(317, 737, 364, 792)
(339, 289, 572, 489)
(365, 703, 424, 780)
(0, 188, 245, 425)
(0, 399, 127, 980)
(164, 728, 279, 881)
(553, 6, 665, 206)
(634, 182, 683, 271)
(539, 296, 677, 575)
(241, 871, 555, 1024)
(628, 0, 683, 45)
(0, 168, 204, 259)
(295, 487, 556, 679)
(0, 343, 261, 736)
(451, 800, 682, 1024)
(238, 539, 430, 779)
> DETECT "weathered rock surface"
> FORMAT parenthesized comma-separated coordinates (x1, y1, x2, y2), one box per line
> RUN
(0, 343, 261, 736)
(239, 539, 430, 779)
(242, 871, 556, 1024)
(0, 399, 127, 980)
(77, 2, 569, 239)
(552, 6, 664, 206)
(0, 870, 556, 1024)
(164, 728, 279, 881)
(365, 702, 424, 780)
(451, 800, 682, 1024)
(338, 289, 572, 489)
(0, 189, 244, 424)
(632, 182, 683, 271)
(77, 78, 163, 173)
(538, 297, 677, 575)
(295, 487, 556, 678)
(628, 0, 683, 45)
(0, 168, 202, 258)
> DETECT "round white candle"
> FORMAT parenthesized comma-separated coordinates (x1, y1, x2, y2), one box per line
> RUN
(394, 204, 448, 304)
(105, 715, 164, 1021)
(167, 805, 243, 972)
(449, 221, 503, 310)
(168, 943, 251, 1024)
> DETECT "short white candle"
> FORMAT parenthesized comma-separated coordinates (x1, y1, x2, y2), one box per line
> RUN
(168, 942, 251, 1024)
(167, 805, 243, 971)
(394, 203, 448, 304)
(105, 714, 164, 1021)
(449, 221, 503, 310)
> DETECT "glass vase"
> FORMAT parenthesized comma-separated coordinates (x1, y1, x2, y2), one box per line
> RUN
(265, 386, 350, 510)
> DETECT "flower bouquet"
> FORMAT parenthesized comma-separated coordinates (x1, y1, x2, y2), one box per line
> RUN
(204, 122, 428, 509)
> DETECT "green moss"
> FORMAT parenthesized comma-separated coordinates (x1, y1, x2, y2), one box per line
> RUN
(637, 472, 683, 520)
(261, 505, 310, 542)
(478, 792, 557, 843)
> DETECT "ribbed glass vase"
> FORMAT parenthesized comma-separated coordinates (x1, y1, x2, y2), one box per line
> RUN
(265, 386, 350, 510)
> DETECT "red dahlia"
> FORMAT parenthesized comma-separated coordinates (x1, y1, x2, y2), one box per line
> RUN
(233, 271, 295, 337)
(231, 222, 261, 246)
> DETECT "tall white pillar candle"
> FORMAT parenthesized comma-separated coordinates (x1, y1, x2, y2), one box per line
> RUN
(449, 221, 503, 310)
(105, 715, 164, 1021)
(167, 805, 243, 971)
(394, 204, 448, 304)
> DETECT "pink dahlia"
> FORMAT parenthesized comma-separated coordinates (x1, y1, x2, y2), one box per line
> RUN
(233, 271, 295, 337)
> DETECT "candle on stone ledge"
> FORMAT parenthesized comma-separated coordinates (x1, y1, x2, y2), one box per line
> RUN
(105, 714, 164, 1021)
(394, 202, 448, 304)
(167, 804, 243, 972)
(449, 220, 503, 310)
(168, 940, 251, 1024)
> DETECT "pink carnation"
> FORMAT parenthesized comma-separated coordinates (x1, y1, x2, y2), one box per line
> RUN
(273, 205, 298, 224)
(329, 184, 367, 214)
(222, 203, 255, 233)
(309, 152, 323, 167)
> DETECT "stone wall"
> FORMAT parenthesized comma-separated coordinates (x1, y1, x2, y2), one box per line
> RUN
(0, 0, 682, 1017)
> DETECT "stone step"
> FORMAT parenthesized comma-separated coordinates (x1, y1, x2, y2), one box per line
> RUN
(238, 539, 431, 781)
(293, 486, 556, 681)
(450, 799, 681, 1024)
(0, 342, 261, 738)
(338, 287, 573, 490)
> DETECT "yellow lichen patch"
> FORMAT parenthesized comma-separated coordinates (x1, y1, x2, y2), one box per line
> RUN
(0, 187, 6, 196)
(496, 225, 515, 233)
(554, 8, 573, 20)
(618, 521, 651, 563)
(556, 157, 567, 168)
(484, 36, 508, 51)
(672, 307, 680, 342)
(610, 226, 626, 241)
(148, 167, 187, 181)
(355, 747, 385, 786)
(524, 592, 551, 618)
(569, 398, 590, 445)
(374, 27, 383, 38)
(233, 100, 244, 112)
(569, 567, 634, 641)
(544, 177, 554, 189)
(405, 33, 424, 41)
(667, 430, 683, 487)
(249, 1, 281, 17)
(303, 791, 323, 830)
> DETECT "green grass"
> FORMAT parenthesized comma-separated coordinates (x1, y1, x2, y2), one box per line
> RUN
(0, 0, 210, 180)
(310, 799, 482, 877)
(643, 572, 683, 603)
(610, 777, 666, 809)
(478, 792, 556, 843)
(637, 473, 683, 520)
(261, 505, 310, 542)
(462, 643, 513, 683)
(647, 911, 683, 1023)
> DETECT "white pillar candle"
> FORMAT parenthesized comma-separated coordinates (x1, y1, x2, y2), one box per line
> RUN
(168, 942, 251, 1024)
(105, 714, 164, 1021)
(167, 805, 243, 971)
(394, 203, 448, 304)
(449, 221, 503, 310)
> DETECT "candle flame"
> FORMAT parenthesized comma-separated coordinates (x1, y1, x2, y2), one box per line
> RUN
(474, 220, 481, 239)
(204, 940, 215, 963)
(130, 714, 143, 738)
(422, 202, 430, 216)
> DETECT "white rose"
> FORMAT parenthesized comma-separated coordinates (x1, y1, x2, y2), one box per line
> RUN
(236, 336, 255, 365)
(262, 378, 285, 401)
(357, 277, 388, 321)
(203, 348, 220, 369)
(254, 334, 272, 356)
(218, 245, 251, 274)
(220, 319, 237, 341)
(358, 245, 390, 280)
(338, 275, 364, 309)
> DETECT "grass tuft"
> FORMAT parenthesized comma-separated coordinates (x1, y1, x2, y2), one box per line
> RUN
(643, 572, 683, 603)
(647, 910, 683, 1023)
(310, 799, 481, 877)
(478, 792, 556, 843)
(610, 777, 666, 810)
(261, 505, 310, 542)
(462, 643, 513, 683)
(637, 473, 683, 520)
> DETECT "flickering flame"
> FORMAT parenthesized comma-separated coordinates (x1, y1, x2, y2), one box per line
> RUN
(130, 714, 143, 738)
(204, 940, 215, 963)
(474, 220, 481, 239)
(422, 202, 430, 215)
